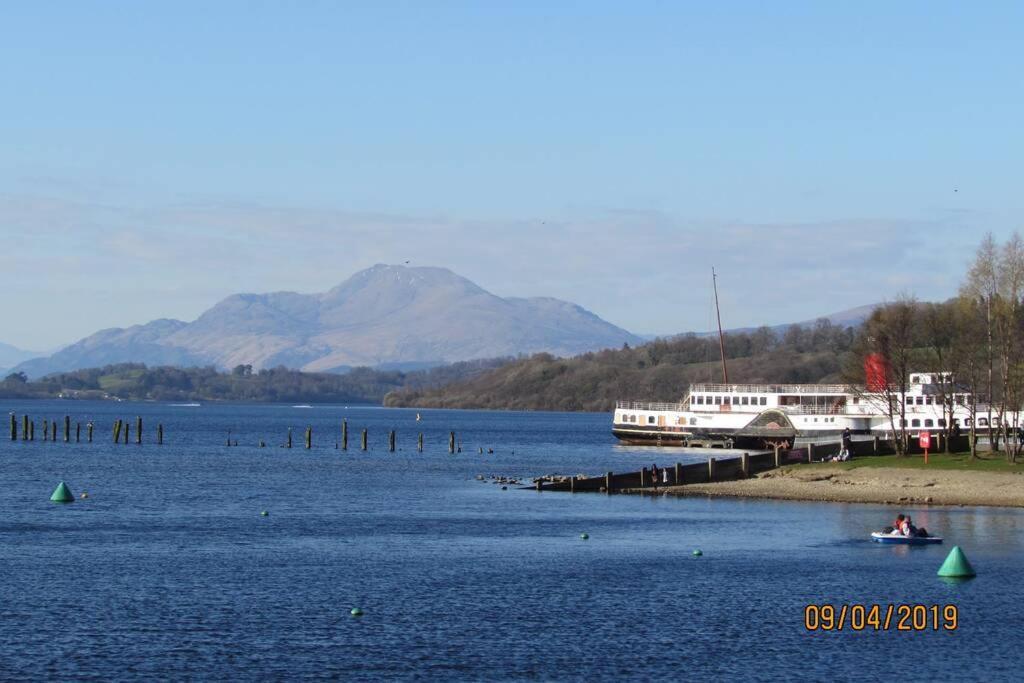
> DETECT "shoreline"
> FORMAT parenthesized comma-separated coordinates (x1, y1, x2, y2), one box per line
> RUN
(632, 464, 1024, 509)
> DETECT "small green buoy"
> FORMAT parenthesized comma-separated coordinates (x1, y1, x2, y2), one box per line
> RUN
(350, 607, 364, 617)
(937, 546, 976, 578)
(580, 533, 589, 540)
(692, 549, 703, 556)
(50, 481, 74, 503)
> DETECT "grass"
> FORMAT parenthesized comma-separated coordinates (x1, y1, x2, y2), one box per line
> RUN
(807, 451, 1024, 473)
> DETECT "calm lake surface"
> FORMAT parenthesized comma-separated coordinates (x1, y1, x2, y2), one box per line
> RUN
(1, 399, 1021, 681)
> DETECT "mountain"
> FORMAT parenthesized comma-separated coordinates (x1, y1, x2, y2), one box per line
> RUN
(15, 265, 642, 377)
(0, 342, 45, 376)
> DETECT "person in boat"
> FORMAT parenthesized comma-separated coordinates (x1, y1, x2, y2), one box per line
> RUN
(901, 515, 919, 537)
(891, 513, 906, 534)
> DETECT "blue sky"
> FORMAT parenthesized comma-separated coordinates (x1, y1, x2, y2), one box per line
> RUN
(1, 1, 1021, 349)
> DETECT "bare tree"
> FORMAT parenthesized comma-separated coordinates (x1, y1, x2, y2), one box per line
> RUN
(962, 233, 1000, 452)
(858, 298, 918, 455)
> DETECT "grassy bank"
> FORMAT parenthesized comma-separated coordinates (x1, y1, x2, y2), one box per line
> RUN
(810, 451, 1024, 473)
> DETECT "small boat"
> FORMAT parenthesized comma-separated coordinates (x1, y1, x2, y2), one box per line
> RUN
(871, 531, 943, 545)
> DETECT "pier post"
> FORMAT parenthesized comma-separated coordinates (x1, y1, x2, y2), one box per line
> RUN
(64, 415, 70, 443)
(76, 422, 81, 443)
(418, 432, 423, 452)
(9, 413, 15, 441)
(449, 431, 455, 454)
(157, 424, 163, 445)
(52, 420, 58, 441)
(113, 419, 122, 443)
(361, 429, 368, 451)
(136, 417, 142, 445)
(708, 457, 717, 482)
(124, 422, 130, 444)
(389, 430, 396, 452)
(22, 415, 28, 440)
(774, 445, 781, 468)
(87, 422, 93, 443)
(807, 443, 815, 463)
(605, 471, 613, 493)
(43, 419, 49, 441)
(29, 420, 34, 441)
(305, 426, 312, 450)
(341, 419, 348, 450)
(287, 428, 292, 448)
(741, 452, 750, 477)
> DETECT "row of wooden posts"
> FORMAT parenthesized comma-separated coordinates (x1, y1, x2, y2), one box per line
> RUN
(267, 421, 461, 453)
(8, 414, 163, 445)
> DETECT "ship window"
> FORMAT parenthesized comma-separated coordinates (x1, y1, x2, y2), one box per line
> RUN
(993, 418, 1001, 427)
(853, 397, 859, 405)
(938, 419, 946, 427)
(696, 396, 704, 405)
(741, 397, 749, 405)
(924, 419, 934, 427)
(723, 396, 730, 405)
(713, 396, 721, 405)
(648, 416, 656, 424)
(965, 418, 972, 427)
(926, 396, 934, 405)
(689, 418, 697, 425)
(901, 419, 907, 427)
(906, 397, 913, 406)
(911, 419, 920, 427)
(978, 418, 988, 427)
(956, 396, 965, 405)
(760, 397, 767, 405)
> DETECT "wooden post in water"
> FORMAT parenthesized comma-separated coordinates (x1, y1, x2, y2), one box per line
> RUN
(76, 422, 81, 443)
(361, 429, 368, 451)
(605, 471, 613, 493)
(287, 428, 292, 449)
(87, 422, 94, 443)
(124, 422, 130, 445)
(417, 432, 423, 452)
(136, 417, 142, 445)
(113, 419, 122, 443)
(43, 419, 49, 441)
(64, 415, 70, 443)
(741, 452, 750, 477)
(52, 420, 58, 441)
(157, 424, 163, 445)
(708, 457, 717, 482)
(389, 430, 396, 452)
(341, 419, 348, 451)
(9, 413, 15, 441)
(305, 426, 312, 450)
(674, 462, 682, 485)
(29, 420, 34, 440)
(22, 415, 28, 440)
(449, 431, 455, 454)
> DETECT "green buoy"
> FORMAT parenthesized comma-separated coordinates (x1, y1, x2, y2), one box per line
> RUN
(937, 546, 976, 578)
(580, 533, 589, 540)
(692, 549, 703, 556)
(50, 481, 74, 503)
(350, 607, 364, 617)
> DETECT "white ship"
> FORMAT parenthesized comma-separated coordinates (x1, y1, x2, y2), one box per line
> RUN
(613, 371, 1009, 448)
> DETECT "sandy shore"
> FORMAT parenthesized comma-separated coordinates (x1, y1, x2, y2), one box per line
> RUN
(651, 465, 1024, 508)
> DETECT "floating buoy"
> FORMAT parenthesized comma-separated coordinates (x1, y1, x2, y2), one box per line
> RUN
(938, 546, 976, 578)
(580, 533, 589, 540)
(50, 481, 74, 503)
(692, 549, 703, 556)
(260, 510, 269, 517)
(350, 607, 364, 617)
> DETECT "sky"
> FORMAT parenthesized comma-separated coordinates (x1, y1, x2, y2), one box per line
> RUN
(1, 1, 1022, 350)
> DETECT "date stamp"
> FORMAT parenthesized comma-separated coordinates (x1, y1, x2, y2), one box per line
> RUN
(804, 604, 958, 631)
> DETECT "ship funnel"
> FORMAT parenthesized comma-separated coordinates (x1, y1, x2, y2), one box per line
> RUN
(865, 353, 889, 391)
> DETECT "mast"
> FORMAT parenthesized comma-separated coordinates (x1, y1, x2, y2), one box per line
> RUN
(712, 267, 729, 384)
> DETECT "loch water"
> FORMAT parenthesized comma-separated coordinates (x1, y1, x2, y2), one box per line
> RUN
(1, 400, 1021, 681)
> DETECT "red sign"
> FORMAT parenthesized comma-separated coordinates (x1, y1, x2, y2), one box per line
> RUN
(919, 431, 931, 449)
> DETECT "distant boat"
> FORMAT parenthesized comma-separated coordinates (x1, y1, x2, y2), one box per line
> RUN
(416, 413, 421, 421)
(292, 404, 313, 409)
(171, 403, 201, 407)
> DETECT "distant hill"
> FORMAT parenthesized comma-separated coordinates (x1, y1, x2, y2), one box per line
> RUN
(0, 342, 44, 376)
(15, 265, 642, 378)
(384, 319, 858, 412)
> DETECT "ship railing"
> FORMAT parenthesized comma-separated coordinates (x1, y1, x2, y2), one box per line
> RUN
(615, 401, 688, 412)
(689, 383, 855, 395)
